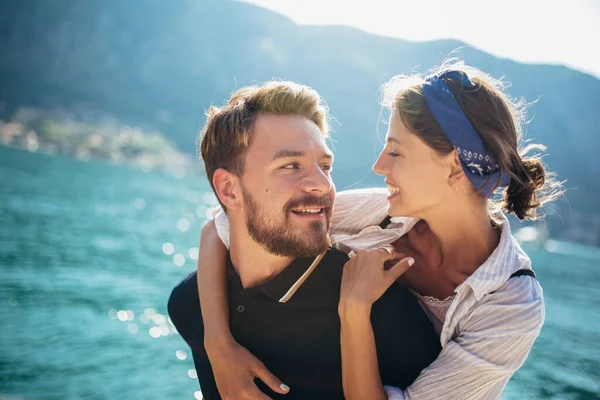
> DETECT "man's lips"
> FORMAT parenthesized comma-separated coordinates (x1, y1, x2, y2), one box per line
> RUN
(290, 207, 326, 215)
(288, 202, 333, 220)
(290, 208, 328, 220)
(286, 195, 332, 215)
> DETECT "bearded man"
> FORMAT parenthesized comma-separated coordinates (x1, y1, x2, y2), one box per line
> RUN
(167, 81, 440, 399)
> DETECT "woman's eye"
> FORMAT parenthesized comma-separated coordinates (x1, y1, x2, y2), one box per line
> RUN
(321, 164, 333, 171)
(387, 152, 401, 157)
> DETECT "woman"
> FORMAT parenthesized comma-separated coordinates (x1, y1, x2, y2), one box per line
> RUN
(196, 62, 562, 399)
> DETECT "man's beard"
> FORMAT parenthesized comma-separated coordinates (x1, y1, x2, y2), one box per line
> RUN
(241, 184, 332, 258)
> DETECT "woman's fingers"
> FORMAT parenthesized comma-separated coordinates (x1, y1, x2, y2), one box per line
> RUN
(252, 361, 289, 395)
(206, 339, 283, 399)
(377, 245, 395, 262)
(385, 256, 415, 282)
(340, 248, 415, 307)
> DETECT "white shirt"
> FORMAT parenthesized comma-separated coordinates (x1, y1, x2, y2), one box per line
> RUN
(411, 292, 454, 337)
(212, 188, 545, 400)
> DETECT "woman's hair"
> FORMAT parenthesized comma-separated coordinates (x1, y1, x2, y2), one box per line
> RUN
(382, 60, 563, 220)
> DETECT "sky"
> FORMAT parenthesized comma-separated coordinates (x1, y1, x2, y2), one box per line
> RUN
(242, 0, 600, 78)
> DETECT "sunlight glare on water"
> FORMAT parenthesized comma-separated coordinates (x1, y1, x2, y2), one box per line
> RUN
(162, 242, 175, 255)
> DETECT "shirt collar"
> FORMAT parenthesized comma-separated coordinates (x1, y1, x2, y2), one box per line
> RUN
(457, 213, 532, 302)
(226, 252, 320, 302)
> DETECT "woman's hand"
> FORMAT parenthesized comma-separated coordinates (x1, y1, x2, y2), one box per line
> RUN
(339, 247, 415, 313)
(205, 338, 290, 399)
(338, 248, 414, 400)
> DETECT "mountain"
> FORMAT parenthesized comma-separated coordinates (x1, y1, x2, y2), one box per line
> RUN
(1, 0, 599, 221)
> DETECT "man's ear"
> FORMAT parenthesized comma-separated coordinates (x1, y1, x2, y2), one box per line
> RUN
(448, 150, 467, 188)
(213, 169, 242, 210)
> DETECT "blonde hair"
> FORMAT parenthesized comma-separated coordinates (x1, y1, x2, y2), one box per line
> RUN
(382, 60, 563, 220)
(199, 81, 330, 209)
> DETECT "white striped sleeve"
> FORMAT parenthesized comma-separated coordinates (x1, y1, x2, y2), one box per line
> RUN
(210, 206, 231, 249)
(330, 188, 390, 233)
(385, 278, 544, 400)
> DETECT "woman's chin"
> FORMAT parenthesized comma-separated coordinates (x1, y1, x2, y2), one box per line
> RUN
(387, 199, 421, 218)
(386, 201, 405, 217)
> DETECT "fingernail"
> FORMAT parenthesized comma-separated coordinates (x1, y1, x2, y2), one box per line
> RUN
(407, 257, 415, 267)
(280, 383, 290, 391)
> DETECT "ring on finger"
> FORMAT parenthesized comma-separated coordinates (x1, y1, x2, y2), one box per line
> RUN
(378, 244, 395, 261)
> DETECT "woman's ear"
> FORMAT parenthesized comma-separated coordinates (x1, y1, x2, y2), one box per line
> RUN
(213, 169, 242, 210)
(447, 150, 466, 188)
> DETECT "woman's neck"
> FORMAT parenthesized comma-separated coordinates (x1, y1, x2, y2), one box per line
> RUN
(403, 200, 501, 298)
(429, 207, 499, 270)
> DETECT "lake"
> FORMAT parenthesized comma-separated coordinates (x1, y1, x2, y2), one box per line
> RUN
(1, 146, 599, 399)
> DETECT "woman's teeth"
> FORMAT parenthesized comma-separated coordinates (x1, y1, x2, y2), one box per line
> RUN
(387, 184, 400, 195)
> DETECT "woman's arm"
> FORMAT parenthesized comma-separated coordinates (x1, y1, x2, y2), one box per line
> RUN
(384, 278, 544, 400)
(329, 189, 419, 255)
(339, 248, 415, 400)
(330, 188, 390, 234)
(197, 219, 230, 344)
(339, 303, 386, 400)
(197, 218, 289, 399)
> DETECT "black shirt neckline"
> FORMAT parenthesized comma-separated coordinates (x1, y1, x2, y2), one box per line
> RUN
(226, 251, 322, 302)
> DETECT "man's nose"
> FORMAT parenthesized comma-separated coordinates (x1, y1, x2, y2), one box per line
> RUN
(301, 166, 333, 194)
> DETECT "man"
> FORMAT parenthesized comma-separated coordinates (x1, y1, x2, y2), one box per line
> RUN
(168, 81, 441, 399)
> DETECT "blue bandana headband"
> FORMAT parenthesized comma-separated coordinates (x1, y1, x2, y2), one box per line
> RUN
(421, 70, 511, 197)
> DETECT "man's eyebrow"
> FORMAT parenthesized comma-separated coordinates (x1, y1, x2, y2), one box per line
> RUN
(271, 149, 334, 161)
(272, 150, 304, 161)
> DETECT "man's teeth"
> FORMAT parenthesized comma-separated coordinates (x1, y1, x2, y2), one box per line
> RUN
(387, 184, 400, 195)
(294, 209, 323, 214)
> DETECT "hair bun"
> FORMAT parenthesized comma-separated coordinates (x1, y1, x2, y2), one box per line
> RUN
(503, 156, 546, 220)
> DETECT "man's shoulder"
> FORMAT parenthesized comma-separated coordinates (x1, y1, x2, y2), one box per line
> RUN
(167, 271, 204, 345)
(323, 247, 350, 264)
(318, 247, 349, 276)
(168, 271, 200, 311)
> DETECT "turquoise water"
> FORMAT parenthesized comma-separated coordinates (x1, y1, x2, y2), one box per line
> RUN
(1, 146, 599, 399)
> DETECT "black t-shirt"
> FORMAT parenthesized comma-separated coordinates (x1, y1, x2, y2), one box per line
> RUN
(168, 248, 441, 399)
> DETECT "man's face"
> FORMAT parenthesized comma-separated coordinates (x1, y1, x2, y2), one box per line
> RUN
(238, 113, 335, 258)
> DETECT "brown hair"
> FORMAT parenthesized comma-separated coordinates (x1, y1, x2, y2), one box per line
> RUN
(382, 60, 563, 220)
(199, 81, 330, 210)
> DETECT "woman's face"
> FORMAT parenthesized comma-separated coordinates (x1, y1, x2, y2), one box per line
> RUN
(373, 113, 455, 218)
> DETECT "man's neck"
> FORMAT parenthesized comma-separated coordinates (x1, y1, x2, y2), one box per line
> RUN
(229, 225, 295, 289)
